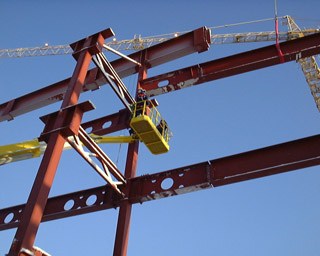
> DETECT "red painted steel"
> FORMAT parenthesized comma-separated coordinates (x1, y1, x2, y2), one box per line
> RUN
(113, 52, 148, 256)
(81, 109, 130, 135)
(7, 29, 113, 256)
(2, 134, 320, 232)
(92, 52, 135, 111)
(1, 27, 320, 255)
(0, 27, 211, 122)
(141, 32, 320, 96)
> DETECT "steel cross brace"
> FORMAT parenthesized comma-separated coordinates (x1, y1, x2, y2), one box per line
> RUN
(66, 126, 126, 196)
(92, 51, 136, 111)
(6, 28, 115, 256)
(1, 133, 320, 232)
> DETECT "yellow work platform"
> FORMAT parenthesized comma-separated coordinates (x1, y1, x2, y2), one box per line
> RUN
(130, 100, 172, 155)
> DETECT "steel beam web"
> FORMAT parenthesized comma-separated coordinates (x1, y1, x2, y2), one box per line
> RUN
(1, 133, 319, 232)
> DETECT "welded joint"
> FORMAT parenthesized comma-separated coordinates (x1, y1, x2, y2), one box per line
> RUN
(39, 101, 95, 142)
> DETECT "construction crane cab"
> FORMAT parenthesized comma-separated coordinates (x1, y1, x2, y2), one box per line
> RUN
(130, 99, 172, 155)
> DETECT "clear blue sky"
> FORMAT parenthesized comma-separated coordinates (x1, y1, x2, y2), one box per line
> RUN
(1, 0, 320, 255)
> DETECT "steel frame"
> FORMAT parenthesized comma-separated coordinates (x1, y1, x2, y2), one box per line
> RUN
(1, 26, 320, 255)
(1, 133, 320, 231)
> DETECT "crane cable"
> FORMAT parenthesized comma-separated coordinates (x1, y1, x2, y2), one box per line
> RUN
(275, 0, 285, 63)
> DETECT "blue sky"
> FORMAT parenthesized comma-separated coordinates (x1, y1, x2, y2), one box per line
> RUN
(1, 0, 320, 255)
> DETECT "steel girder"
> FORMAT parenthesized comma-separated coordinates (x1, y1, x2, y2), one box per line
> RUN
(6, 28, 116, 256)
(1, 27, 320, 255)
(1, 133, 320, 231)
(141, 32, 320, 96)
(0, 27, 211, 122)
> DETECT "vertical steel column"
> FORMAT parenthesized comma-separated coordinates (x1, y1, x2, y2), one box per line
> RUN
(113, 52, 148, 256)
(8, 31, 110, 256)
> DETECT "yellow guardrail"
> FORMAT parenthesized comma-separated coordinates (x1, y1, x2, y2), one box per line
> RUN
(131, 100, 173, 143)
(130, 100, 173, 154)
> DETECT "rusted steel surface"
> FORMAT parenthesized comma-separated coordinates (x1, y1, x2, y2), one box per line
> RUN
(141, 32, 320, 96)
(7, 29, 113, 256)
(0, 27, 211, 122)
(2, 134, 319, 232)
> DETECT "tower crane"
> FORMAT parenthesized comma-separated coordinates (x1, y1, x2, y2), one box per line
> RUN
(0, 16, 318, 58)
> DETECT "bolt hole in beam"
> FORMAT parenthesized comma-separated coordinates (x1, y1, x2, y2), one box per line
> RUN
(102, 121, 112, 129)
(86, 194, 97, 206)
(85, 127, 93, 134)
(161, 177, 174, 190)
(4, 213, 14, 224)
(64, 200, 75, 211)
(158, 80, 169, 87)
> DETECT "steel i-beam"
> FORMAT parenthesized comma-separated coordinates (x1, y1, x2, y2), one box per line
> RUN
(1, 134, 319, 232)
(7, 28, 115, 256)
(141, 32, 320, 96)
(113, 51, 149, 256)
(0, 27, 211, 122)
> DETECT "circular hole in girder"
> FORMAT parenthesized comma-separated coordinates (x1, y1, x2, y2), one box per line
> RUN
(86, 194, 97, 206)
(85, 127, 93, 134)
(158, 80, 169, 87)
(4, 213, 14, 224)
(103, 121, 112, 129)
(64, 200, 75, 211)
(161, 178, 174, 190)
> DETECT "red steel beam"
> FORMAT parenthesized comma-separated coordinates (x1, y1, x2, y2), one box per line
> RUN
(141, 32, 320, 96)
(7, 29, 114, 256)
(0, 27, 210, 122)
(113, 53, 148, 256)
(1, 133, 320, 231)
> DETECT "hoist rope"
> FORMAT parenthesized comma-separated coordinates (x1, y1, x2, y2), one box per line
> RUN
(275, 0, 285, 63)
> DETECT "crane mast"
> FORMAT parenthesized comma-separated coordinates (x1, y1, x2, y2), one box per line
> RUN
(283, 16, 320, 112)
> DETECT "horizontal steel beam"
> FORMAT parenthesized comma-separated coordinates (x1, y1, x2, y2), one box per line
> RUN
(81, 108, 130, 135)
(1, 133, 319, 230)
(141, 32, 320, 96)
(0, 27, 210, 122)
(210, 133, 320, 186)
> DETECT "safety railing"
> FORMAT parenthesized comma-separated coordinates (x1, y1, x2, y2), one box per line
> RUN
(131, 100, 173, 143)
